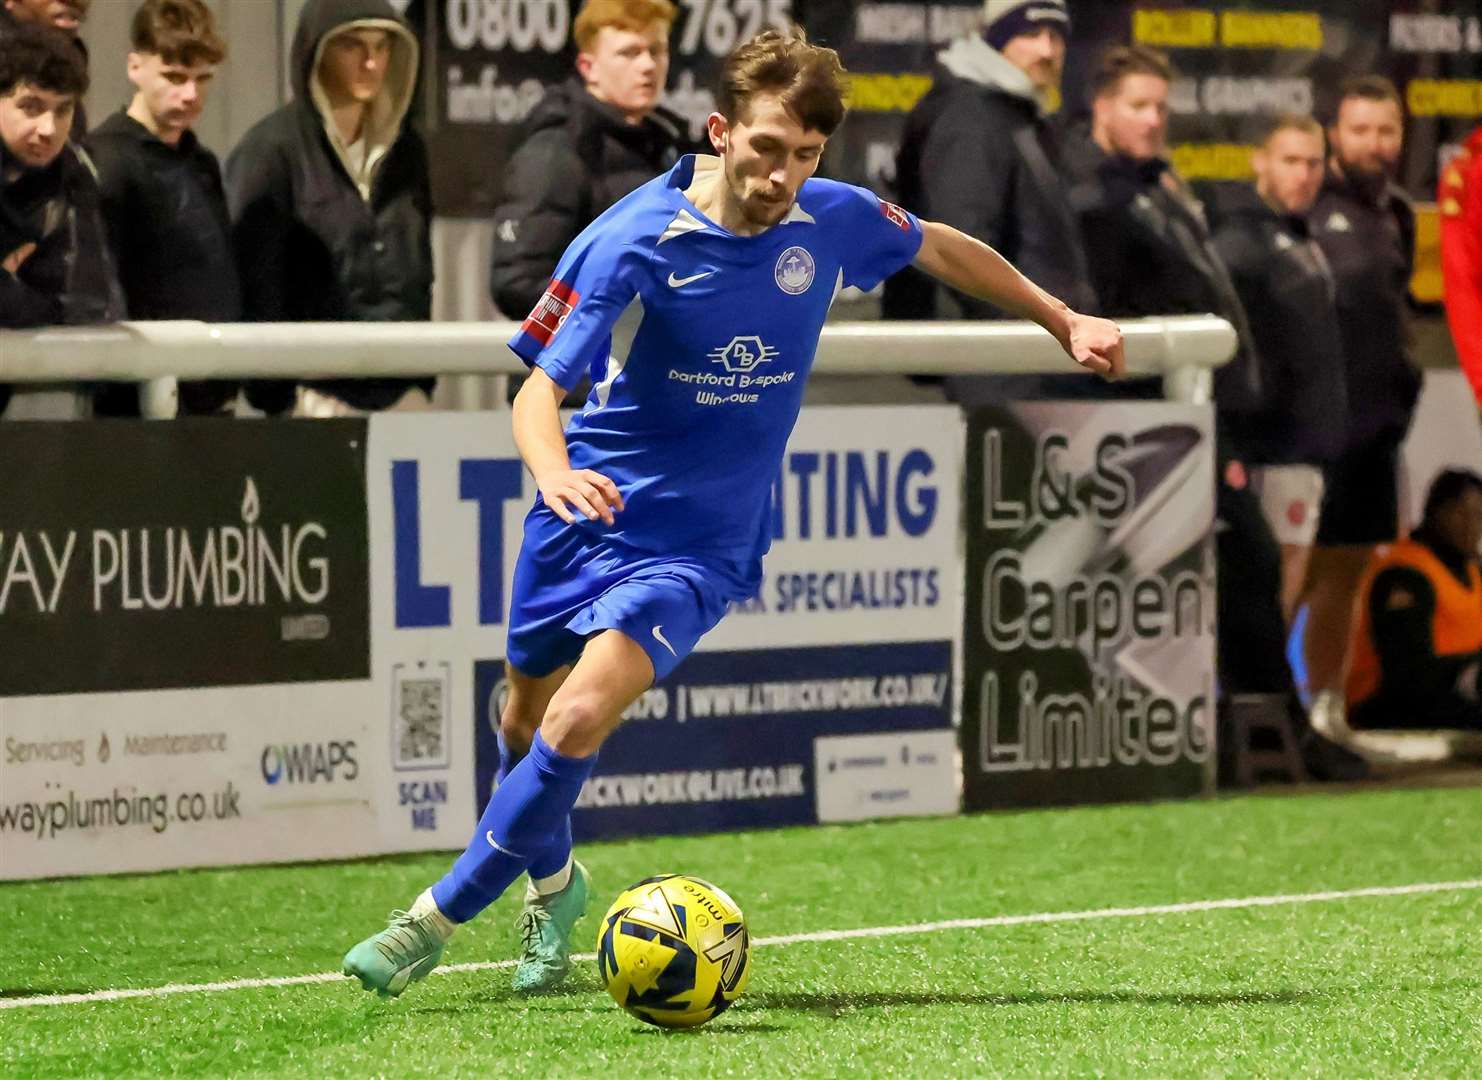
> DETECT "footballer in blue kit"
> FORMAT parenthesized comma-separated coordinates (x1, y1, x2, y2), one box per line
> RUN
(345, 27, 1123, 999)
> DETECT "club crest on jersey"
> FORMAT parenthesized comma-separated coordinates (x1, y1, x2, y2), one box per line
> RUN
(880, 200, 911, 232)
(522, 279, 579, 347)
(708, 335, 780, 374)
(775, 246, 815, 295)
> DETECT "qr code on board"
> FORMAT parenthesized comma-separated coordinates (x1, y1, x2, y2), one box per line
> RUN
(394, 672, 448, 770)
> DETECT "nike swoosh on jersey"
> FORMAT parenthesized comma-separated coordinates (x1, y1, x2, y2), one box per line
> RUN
(651, 625, 678, 656)
(667, 270, 715, 287)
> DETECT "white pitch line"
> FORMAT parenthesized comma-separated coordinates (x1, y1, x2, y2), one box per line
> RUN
(4, 877, 1480, 1012)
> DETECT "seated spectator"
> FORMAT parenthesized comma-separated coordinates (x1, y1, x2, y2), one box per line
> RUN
(0, 21, 122, 416)
(1, 0, 91, 136)
(1346, 469, 1482, 730)
(489, 0, 687, 320)
(1207, 115, 1347, 624)
(90, 0, 239, 418)
(225, 0, 431, 417)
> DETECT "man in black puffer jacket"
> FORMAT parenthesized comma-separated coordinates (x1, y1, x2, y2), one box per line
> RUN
(489, 0, 688, 320)
(225, 0, 432, 416)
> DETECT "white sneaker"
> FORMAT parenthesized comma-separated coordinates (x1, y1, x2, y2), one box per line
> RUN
(1308, 690, 1352, 742)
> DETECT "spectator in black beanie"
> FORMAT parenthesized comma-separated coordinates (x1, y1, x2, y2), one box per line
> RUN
(886, 0, 1095, 356)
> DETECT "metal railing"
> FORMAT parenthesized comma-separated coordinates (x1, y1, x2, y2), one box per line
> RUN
(0, 314, 1235, 413)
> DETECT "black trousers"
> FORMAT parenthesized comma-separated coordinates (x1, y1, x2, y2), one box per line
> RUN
(1216, 455, 1295, 696)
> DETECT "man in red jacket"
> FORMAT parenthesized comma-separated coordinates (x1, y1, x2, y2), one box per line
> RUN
(1440, 124, 1482, 408)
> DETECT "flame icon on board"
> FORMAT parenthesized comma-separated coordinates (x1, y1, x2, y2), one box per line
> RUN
(241, 477, 260, 526)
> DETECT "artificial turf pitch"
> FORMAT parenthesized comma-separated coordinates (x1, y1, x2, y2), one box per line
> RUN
(3, 784, 1481, 1078)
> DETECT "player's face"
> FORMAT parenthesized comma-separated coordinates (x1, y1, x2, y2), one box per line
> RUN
(0, 81, 74, 168)
(1254, 128, 1325, 214)
(712, 92, 828, 229)
(128, 52, 216, 141)
(4, 0, 89, 33)
(578, 23, 670, 120)
(1094, 73, 1169, 162)
(319, 28, 391, 106)
(1329, 97, 1403, 184)
(999, 26, 1065, 93)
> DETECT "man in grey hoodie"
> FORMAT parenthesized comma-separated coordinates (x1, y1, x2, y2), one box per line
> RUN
(884, 0, 1094, 332)
(225, 0, 433, 415)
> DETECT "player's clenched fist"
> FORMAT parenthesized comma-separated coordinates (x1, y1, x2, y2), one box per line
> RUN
(537, 468, 625, 526)
(1066, 312, 1125, 380)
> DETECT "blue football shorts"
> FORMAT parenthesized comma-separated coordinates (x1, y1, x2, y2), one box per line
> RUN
(505, 504, 757, 682)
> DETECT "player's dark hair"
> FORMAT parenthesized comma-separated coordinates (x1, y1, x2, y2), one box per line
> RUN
(131, 0, 227, 67)
(1259, 112, 1322, 146)
(0, 21, 88, 99)
(1090, 44, 1173, 99)
(717, 27, 846, 136)
(1422, 468, 1482, 524)
(1335, 74, 1402, 115)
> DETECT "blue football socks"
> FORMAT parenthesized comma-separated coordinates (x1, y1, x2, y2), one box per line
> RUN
(432, 731, 595, 923)
(494, 729, 574, 883)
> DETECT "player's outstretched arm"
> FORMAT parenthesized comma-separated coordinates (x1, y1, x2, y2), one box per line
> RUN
(512, 369, 625, 525)
(912, 219, 1125, 379)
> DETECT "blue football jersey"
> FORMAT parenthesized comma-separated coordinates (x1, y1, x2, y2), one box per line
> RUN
(509, 154, 924, 570)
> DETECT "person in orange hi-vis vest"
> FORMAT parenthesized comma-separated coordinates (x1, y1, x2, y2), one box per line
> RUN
(1440, 126, 1482, 407)
(1346, 469, 1482, 730)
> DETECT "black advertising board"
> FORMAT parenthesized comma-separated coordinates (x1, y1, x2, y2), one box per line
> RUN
(424, 2, 1482, 212)
(0, 420, 370, 696)
(960, 402, 1218, 811)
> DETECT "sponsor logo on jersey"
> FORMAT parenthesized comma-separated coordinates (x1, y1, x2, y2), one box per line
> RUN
(774, 246, 815, 294)
(880, 200, 912, 232)
(708, 335, 780, 374)
(522, 279, 579, 347)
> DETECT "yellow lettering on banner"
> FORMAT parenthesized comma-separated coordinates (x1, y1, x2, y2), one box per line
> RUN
(1133, 9, 1217, 48)
(844, 73, 934, 114)
(1220, 11, 1323, 50)
(1170, 143, 1256, 181)
(1407, 80, 1482, 117)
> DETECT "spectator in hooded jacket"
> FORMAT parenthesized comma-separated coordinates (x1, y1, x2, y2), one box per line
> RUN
(489, 0, 688, 320)
(0, 21, 122, 417)
(885, 0, 1094, 333)
(226, 0, 432, 417)
(90, 0, 240, 417)
(1208, 114, 1346, 624)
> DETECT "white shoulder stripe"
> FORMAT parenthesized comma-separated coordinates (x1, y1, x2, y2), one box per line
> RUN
(781, 202, 817, 225)
(590, 294, 645, 412)
(658, 209, 709, 244)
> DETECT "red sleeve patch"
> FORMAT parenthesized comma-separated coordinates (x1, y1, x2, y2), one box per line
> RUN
(880, 200, 911, 232)
(521, 279, 580, 347)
